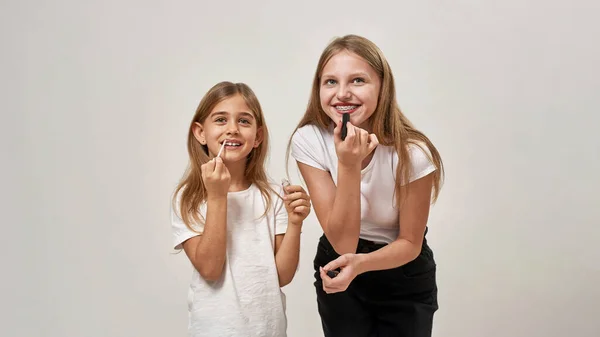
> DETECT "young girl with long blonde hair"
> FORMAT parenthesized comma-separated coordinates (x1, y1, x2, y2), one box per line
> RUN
(172, 81, 311, 337)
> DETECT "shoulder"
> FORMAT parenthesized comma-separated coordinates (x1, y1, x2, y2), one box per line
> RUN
(407, 141, 434, 166)
(389, 141, 433, 164)
(290, 124, 333, 170)
(254, 182, 287, 222)
(388, 141, 436, 183)
(407, 141, 432, 158)
(170, 186, 204, 247)
(292, 124, 331, 146)
(267, 182, 285, 199)
(406, 141, 436, 182)
(170, 187, 186, 219)
(171, 186, 206, 219)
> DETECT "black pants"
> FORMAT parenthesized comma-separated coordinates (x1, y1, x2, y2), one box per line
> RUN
(313, 231, 438, 337)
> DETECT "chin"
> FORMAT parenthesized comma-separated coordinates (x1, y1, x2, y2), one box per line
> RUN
(224, 150, 253, 161)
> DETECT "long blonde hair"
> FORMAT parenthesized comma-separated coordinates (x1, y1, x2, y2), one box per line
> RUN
(174, 81, 275, 231)
(287, 35, 444, 206)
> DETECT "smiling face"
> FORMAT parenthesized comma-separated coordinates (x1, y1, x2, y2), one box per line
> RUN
(319, 50, 381, 130)
(193, 94, 262, 164)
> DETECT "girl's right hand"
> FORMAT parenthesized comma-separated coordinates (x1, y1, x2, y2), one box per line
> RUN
(333, 119, 379, 168)
(201, 157, 231, 198)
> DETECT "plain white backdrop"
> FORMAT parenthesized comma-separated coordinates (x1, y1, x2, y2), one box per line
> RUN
(2, 0, 599, 336)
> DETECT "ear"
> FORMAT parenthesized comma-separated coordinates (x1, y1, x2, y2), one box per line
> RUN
(192, 122, 206, 145)
(253, 127, 264, 148)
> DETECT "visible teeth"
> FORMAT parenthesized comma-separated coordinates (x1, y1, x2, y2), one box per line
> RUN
(336, 105, 358, 111)
(225, 142, 241, 147)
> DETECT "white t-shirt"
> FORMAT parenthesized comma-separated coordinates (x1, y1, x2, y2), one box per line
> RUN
(291, 123, 436, 244)
(171, 183, 289, 337)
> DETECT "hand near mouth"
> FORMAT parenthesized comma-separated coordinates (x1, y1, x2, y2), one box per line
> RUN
(333, 119, 379, 168)
(201, 156, 231, 198)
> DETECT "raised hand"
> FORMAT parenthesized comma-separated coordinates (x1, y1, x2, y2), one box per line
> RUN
(333, 119, 379, 168)
(283, 184, 311, 226)
(201, 157, 231, 198)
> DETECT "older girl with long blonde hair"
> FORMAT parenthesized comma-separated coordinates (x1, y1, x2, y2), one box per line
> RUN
(288, 35, 444, 337)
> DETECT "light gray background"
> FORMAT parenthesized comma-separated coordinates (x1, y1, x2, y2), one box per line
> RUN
(2, 0, 599, 336)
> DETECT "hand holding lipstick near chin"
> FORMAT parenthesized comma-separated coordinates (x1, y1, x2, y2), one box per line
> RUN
(333, 114, 379, 168)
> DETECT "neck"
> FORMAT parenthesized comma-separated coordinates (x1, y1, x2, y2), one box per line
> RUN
(226, 160, 251, 192)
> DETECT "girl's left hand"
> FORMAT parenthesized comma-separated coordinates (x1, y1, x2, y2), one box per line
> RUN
(283, 185, 311, 225)
(320, 253, 364, 294)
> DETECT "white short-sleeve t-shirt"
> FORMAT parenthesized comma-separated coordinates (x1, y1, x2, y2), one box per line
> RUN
(291, 124, 436, 244)
(171, 183, 289, 337)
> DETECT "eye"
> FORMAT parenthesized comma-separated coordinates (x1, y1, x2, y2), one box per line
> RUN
(239, 118, 251, 125)
(353, 77, 365, 84)
(214, 117, 226, 123)
(323, 79, 336, 86)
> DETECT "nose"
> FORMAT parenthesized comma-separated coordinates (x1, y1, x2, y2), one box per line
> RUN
(225, 121, 239, 135)
(336, 84, 352, 100)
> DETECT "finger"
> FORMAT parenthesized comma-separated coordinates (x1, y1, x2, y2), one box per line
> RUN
(213, 156, 223, 173)
(325, 287, 340, 294)
(321, 274, 339, 291)
(367, 133, 379, 153)
(205, 158, 216, 173)
(200, 165, 208, 181)
(289, 198, 310, 209)
(333, 118, 342, 139)
(322, 276, 343, 293)
(325, 273, 349, 290)
(284, 190, 309, 202)
(345, 122, 356, 143)
(283, 191, 308, 203)
(293, 205, 310, 215)
(323, 255, 347, 271)
(319, 266, 330, 281)
(284, 185, 306, 194)
(292, 196, 311, 206)
(360, 129, 369, 146)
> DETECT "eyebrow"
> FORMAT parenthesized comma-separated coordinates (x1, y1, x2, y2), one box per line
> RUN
(210, 111, 255, 119)
(321, 71, 371, 79)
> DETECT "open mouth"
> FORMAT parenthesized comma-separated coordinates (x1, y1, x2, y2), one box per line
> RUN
(221, 140, 242, 147)
(334, 105, 360, 113)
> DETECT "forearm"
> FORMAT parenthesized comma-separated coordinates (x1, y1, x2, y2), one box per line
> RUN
(274, 224, 302, 287)
(194, 196, 228, 280)
(326, 163, 362, 254)
(355, 238, 422, 274)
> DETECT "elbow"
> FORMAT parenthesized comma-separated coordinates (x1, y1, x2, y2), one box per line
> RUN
(326, 231, 359, 255)
(197, 264, 224, 282)
(277, 270, 297, 287)
(404, 240, 422, 263)
(330, 241, 356, 255)
(277, 263, 301, 287)
(410, 246, 421, 262)
(278, 277, 291, 288)
(324, 225, 359, 255)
